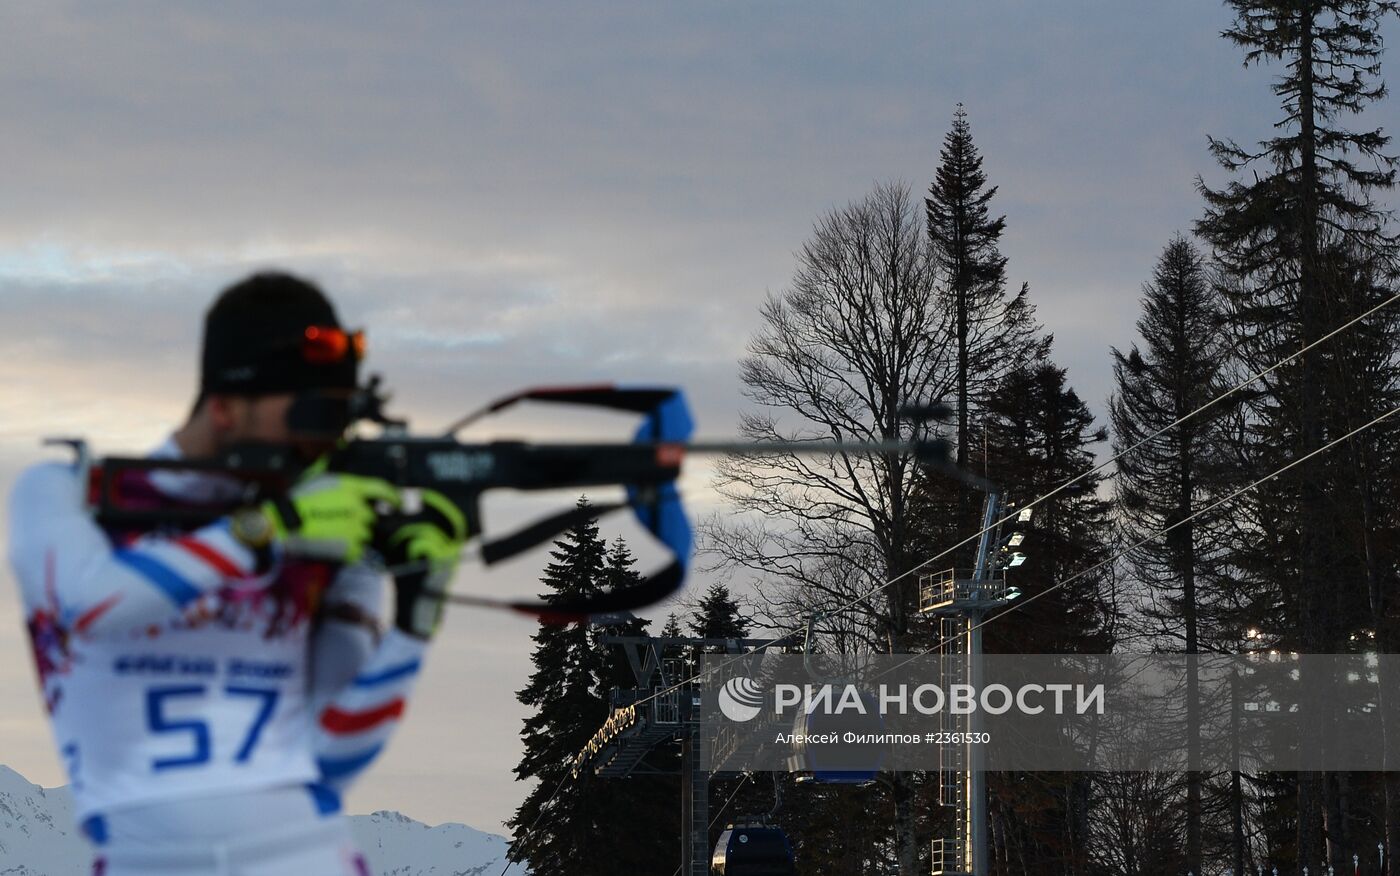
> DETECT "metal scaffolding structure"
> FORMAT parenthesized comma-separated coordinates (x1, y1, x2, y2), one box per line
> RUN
(572, 635, 779, 876)
(921, 492, 1021, 876)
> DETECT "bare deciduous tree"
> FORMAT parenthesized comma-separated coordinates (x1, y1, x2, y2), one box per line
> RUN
(705, 179, 952, 648)
(703, 180, 954, 876)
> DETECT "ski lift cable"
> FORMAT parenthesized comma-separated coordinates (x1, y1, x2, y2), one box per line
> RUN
(879, 397, 1400, 678)
(542, 335, 1400, 869)
(498, 772, 573, 875)
(591, 290, 1400, 721)
(544, 384, 1392, 874)
(543, 395, 1400, 874)
(530, 283, 1400, 870)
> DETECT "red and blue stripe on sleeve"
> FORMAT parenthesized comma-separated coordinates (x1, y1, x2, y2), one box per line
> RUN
(312, 629, 426, 795)
(111, 520, 262, 607)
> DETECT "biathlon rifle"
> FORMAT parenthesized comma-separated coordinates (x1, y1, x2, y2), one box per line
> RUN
(67, 379, 978, 624)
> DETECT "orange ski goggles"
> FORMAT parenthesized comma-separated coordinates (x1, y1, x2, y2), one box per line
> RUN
(301, 326, 366, 364)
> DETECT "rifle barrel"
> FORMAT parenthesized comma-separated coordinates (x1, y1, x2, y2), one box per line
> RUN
(680, 440, 935, 455)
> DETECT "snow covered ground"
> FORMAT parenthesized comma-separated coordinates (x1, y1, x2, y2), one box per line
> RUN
(0, 765, 528, 875)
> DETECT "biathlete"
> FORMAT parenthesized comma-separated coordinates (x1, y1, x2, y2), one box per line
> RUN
(7, 272, 465, 875)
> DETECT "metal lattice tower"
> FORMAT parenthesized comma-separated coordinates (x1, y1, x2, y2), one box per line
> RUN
(920, 491, 1018, 876)
(931, 613, 972, 876)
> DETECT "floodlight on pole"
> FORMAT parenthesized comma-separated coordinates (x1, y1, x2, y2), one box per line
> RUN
(1017, 507, 1033, 523)
(1005, 552, 1027, 569)
(1006, 532, 1025, 547)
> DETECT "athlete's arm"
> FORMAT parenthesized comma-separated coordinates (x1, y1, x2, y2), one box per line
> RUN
(6, 462, 271, 635)
(308, 489, 467, 798)
(311, 563, 386, 696)
(310, 626, 427, 800)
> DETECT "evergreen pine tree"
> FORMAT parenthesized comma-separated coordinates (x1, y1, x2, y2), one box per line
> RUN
(690, 582, 749, 641)
(596, 538, 654, 688)
(587, 538, 680, 871)
(661, 613, 685, 639)
(1317, 235, 1400, 876)
(659, 611, 694, 684)
(1195, 3, 1400, 867)
(1111, 236, 1232, 650)
(926, 104, 1047, 471)
(507, 500, 679, 873)
(924, 104, 1049, 567)
(506, 500, 610, 874)
(978, 353, 1115, 656)
(1109, 234, 1232, 872)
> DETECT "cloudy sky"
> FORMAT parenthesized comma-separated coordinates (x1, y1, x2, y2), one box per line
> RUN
(2, 0, 1395, 837)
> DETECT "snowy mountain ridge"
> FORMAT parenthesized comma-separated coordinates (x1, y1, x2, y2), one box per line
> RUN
(0, 765, 527, 875)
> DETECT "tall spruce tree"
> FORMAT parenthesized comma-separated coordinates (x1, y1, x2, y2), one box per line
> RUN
(1313, 237, 1400, 874)
(507, 500, 610, 874)
(507, 501, 675, 873)
(977, 353, 1115, 656)
(924, 104, 1048, 567)
(589, 538, 680, 871)
(926, 104, 1046, 472)
(1111, 236, 1232, 652)
(1109, 234, 1232, 873)
(1195, 2, 1399, 868)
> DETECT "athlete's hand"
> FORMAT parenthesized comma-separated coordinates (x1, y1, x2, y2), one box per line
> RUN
(376, 489, 468, 640)
(253, 473, 402, 565)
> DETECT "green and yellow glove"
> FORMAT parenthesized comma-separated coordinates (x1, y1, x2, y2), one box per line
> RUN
(230, 472, 401, 566)
(377, 488, 469, 640)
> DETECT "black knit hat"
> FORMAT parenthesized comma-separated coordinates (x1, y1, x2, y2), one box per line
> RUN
(199, 272, 359, 396)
